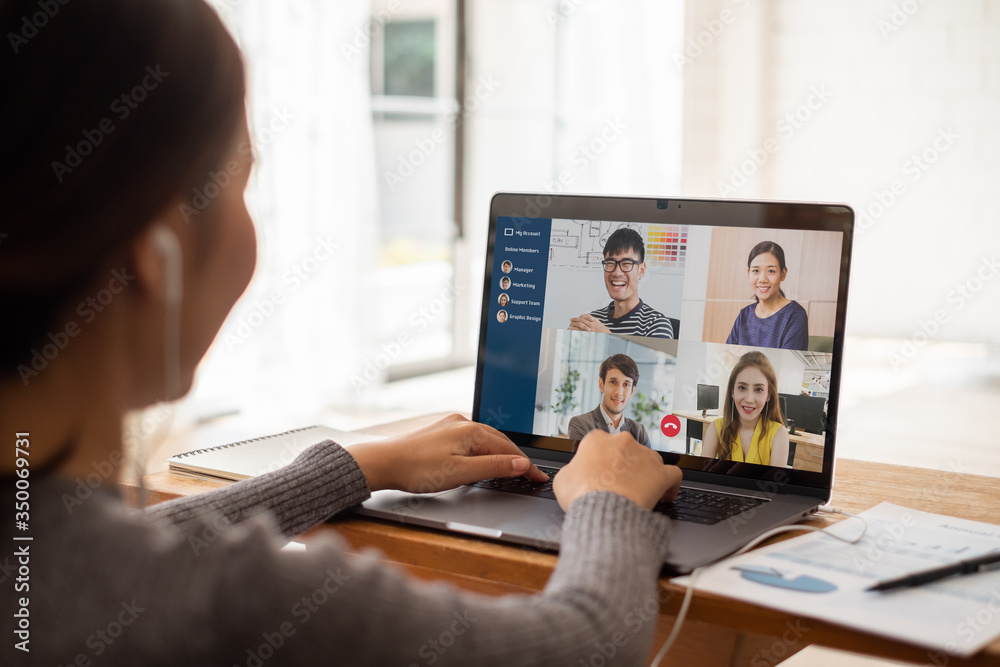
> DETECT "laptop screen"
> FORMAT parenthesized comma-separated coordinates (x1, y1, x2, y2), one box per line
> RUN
(473, 193, 854, 492)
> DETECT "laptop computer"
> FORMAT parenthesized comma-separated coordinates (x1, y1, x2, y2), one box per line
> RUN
(356, 192, 854, 573)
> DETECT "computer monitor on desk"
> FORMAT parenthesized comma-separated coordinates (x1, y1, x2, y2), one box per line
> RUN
(779, 393, 826, 435)
(697, 384, 719, 418)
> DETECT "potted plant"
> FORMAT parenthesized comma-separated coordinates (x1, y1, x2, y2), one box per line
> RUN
(551, 368, 579, 436)
(630, 390, 663, 437)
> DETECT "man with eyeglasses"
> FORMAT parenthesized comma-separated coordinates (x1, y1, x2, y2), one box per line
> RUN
(568, 227, 675, 338)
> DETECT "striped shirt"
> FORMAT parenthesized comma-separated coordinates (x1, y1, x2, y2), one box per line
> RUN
(727, 300, 809, 350)
(589, 300, 674, 338)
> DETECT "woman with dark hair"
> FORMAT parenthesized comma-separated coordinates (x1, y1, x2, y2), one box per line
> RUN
(726, 241, 809, 350)
(701, 351, 790, 467)
(0, 1, 681, 664)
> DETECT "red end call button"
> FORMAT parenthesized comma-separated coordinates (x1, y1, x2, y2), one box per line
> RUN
(660, 414, 681, 438)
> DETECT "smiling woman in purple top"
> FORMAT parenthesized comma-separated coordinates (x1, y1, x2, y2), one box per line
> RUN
(726, 241, 809, 350)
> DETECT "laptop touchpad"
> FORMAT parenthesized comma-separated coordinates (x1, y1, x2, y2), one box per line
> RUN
(414, 487, 564, 532)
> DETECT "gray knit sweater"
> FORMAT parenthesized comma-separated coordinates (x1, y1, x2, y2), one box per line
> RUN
(2, 440, 672, 665)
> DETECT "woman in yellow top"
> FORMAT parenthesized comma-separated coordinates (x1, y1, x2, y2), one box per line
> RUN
(702, 351, 791, 467)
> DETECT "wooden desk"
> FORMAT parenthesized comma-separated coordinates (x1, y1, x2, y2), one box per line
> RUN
(674, 410, 825, 471)
(122, 420, 1000, 667)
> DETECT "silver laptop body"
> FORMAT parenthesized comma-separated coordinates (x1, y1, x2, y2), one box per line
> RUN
(357, 193, 853, 573)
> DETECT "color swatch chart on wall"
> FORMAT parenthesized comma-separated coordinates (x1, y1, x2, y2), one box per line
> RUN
(645, 225, 688, 268)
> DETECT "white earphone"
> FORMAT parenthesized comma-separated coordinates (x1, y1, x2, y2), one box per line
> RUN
(150, 225, 183, 400)
(151, 225, 183, 308)
(132, 225, 184, 509)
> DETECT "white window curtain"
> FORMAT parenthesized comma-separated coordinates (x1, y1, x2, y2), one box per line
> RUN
(553, 0, 684, 195)
(461, 0, 685, 330)
(185, 0, 380, 424)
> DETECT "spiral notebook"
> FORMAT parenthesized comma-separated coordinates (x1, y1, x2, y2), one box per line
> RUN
(167, 425, 384, 482)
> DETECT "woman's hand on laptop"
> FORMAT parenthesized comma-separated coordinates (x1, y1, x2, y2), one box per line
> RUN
(553, 431, 682, 511)
(348, 414, 549, 493)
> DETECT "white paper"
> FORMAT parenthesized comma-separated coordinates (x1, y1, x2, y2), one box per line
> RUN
(677, 503, 1000, 657)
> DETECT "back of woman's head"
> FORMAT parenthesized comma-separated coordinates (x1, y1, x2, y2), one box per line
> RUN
(0, 0, 245, 376)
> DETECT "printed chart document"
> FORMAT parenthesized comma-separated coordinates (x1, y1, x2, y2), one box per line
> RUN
(679, 503, 1000, 657)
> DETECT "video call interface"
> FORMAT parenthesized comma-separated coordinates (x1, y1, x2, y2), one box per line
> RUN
(477, 215, 844, 475)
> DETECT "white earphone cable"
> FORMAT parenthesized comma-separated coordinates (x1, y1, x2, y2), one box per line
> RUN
(134, 227, 184, 510)
(649, 507, 868, 666)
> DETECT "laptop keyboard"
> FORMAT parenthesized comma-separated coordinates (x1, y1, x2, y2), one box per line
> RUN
(467, 467, 767, 525)
(655, 489, 767, 525)
(466, 465, 560, 499)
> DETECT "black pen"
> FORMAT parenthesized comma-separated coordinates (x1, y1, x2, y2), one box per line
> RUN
(866, 550, 1000, 592)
